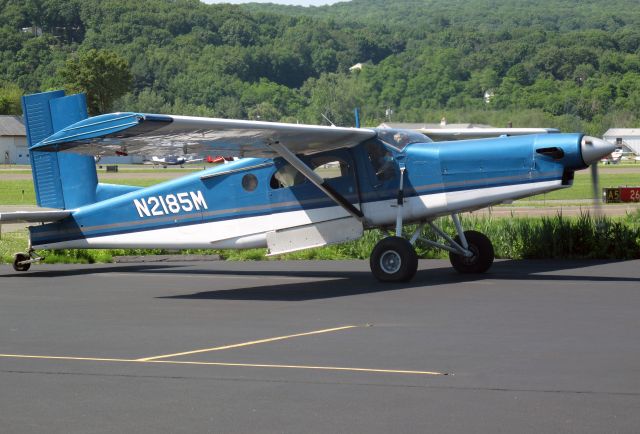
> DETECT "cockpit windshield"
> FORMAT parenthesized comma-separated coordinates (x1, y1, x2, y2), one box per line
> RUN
(375, 129, 432, 150)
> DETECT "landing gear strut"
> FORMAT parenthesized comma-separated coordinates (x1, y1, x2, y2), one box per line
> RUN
(368, 213, 495, 282)
(369, 165, 419, 282)
(12, 249, 42, 272)
(368, 167, 494, 282)
(408, 214, 494, 276)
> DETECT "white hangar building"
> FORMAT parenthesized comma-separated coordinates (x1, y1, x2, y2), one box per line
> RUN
(0, 115, 30, 165)
(603, 129, 640, 155)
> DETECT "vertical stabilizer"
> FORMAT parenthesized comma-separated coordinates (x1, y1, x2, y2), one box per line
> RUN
(23, 91, 65, 208)
(22, 91, 98, 209)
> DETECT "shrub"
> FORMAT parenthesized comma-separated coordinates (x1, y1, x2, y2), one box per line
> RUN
(2, 212, 638, 264)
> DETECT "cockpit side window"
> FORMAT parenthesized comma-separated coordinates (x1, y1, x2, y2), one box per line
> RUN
(310, 156, 350, 179)
(270, 154, 352, 189)
(365, 142, 396, 182)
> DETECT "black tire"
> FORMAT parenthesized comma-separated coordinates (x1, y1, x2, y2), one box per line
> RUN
(370, 236, 418, 282)
(449, 230, 494, 274)
(12, 253, 31, 272)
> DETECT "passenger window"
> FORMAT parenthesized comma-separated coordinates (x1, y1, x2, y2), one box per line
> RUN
(242, 173, 258, 192)
(270, 164, 306, 189)
(365, 142, 396, 182)
(311, 156, 349, 179)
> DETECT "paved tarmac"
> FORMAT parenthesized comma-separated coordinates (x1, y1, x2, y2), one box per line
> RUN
(1, 259, 639, 433)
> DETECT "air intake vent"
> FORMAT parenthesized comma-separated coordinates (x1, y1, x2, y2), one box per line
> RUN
(536, 147, 564, 160)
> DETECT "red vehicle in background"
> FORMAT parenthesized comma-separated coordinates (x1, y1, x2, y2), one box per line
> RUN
(206, 156, 236, 164)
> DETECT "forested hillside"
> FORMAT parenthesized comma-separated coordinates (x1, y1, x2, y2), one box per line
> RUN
(1, 0, 640, 134)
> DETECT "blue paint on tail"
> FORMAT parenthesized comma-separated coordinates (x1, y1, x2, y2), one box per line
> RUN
(22, 90, 140, 209)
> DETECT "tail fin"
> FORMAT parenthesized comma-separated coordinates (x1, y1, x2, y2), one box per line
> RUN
(22, 91, 98, 209)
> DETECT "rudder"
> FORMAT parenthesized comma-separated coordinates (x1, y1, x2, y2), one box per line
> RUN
(22, 91, 98, 209)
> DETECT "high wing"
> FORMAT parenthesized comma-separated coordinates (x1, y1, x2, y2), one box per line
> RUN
(419, 127, 560, 141)
(31, 113, 377, 158)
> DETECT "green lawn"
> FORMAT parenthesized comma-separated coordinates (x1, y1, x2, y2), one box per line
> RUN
(0, 180, 36, 205)
(595, 161, 640, 168)
(527, 171, 640, 201)
(0, 170, 32, 174)
(0, 230, 28, 262)
(0, 178, 167, 205)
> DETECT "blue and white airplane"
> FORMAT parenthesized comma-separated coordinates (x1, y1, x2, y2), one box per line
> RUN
(1, 90, 614, 281)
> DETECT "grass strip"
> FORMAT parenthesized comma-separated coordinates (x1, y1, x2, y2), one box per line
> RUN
(2, 212, 638, 265)
(529, 171, 640, 200)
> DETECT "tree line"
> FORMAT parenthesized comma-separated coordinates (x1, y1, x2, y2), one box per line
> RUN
(1, 0, 640, 135)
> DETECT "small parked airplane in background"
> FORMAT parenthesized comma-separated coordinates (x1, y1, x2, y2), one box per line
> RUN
(600, 147, 624, 164)
(146, 155, 203, 167)
(145, 155, 235, 167)
(0, 90, 615, 281)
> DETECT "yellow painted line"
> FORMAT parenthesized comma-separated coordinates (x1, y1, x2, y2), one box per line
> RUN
(137, 325, 359, 362)
(0, 353, 445, 376)
(152, 359, 445, 375)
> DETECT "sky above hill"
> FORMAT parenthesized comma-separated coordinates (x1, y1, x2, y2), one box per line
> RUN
(202, 0, 344, 5)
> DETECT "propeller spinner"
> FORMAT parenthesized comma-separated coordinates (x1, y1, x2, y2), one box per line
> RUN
(581, 136, 616, 166)
(581, 136, 616, 212)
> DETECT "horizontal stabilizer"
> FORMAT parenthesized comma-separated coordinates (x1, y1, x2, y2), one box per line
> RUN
(0, 210, 72, 224)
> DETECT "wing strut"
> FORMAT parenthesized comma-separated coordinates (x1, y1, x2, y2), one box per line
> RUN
(267, 142, 365, 222)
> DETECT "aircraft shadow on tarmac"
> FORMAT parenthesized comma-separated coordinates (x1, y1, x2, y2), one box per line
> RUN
(4, 259, 637, 302)
(156, 260, 640, 301)
(0, 264, 186, 278)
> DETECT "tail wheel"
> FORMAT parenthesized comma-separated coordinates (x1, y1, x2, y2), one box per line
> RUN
(12, 253, 31, 272)
(449, 230, 494, 274)
(370, 236, 418, 282)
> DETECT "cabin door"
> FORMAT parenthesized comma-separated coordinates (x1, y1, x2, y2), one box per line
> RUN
(265, 148, 363, 255)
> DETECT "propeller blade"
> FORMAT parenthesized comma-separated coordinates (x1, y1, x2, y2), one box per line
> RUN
(591, 161, 603, 219)
(581, 136, 614, 221)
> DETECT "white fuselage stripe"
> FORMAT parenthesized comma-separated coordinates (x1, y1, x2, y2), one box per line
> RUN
(33, 180, 564, 250)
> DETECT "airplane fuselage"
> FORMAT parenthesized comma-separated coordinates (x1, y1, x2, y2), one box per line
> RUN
(29, 133, 586, 251)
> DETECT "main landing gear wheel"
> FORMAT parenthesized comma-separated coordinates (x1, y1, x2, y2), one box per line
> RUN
(12, 253, 31, 272)
(370, 236, 418, 282)
(449, 230, 494, 274)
